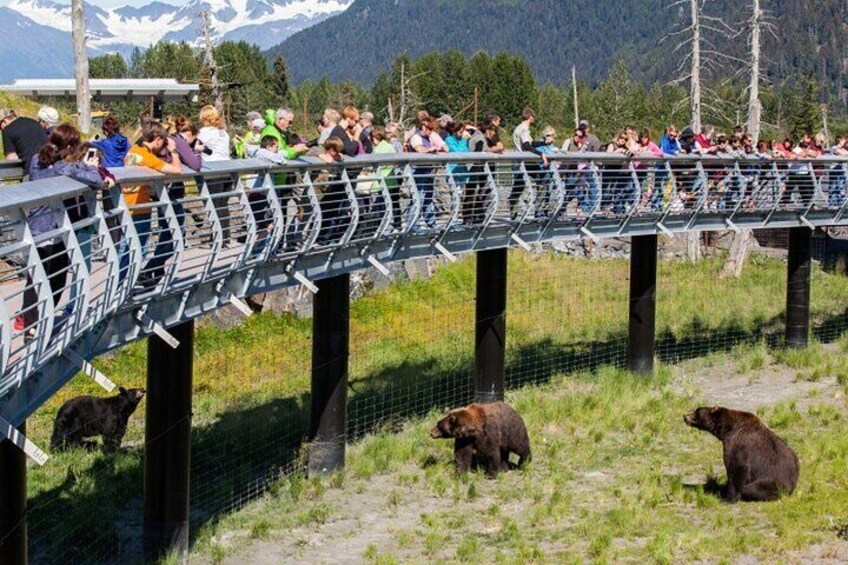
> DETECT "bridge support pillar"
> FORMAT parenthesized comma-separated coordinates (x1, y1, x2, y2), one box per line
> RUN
(0, 420, 27, 565)
(628, 234, 657, 374)
(786, 227, 812, 348)
(144, 320, 193, 563)
(309, 273, 350, 476)
(475, 248, 507, 403)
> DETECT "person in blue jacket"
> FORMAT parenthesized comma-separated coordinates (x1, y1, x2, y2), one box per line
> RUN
(92, 116, 129, 168)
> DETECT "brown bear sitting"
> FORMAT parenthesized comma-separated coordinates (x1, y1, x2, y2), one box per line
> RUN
(430, 401, 531, 478)
(684, 406, 799, 503)
(51, 387, 146, 452)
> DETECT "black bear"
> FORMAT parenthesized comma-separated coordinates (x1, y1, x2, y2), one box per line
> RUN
(51, 387, 146, 452)
(430, 401, 531, 478)
(684, 406, 799, 502)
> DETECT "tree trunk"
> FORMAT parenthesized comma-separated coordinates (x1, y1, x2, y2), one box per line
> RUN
(689, 0, 701, 134)
(747, 0, 762, 144)
(721, 229, 753, 278)
(725, 0, 763, 278)
(71, 0, 91, 134)
(685, 231, 701, 262)
(201, 11, 223, 113)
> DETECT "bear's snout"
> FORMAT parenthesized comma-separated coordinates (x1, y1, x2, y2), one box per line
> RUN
(430, 426, 444, 439)
(683, 411, 697, 426)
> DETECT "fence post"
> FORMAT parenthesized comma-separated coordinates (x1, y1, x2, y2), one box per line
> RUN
(628, 234, 658, 374)
(786, 227, 812, 348)
(143, 321, 193, 563)
(309, 273, 350, 476)
(475, 248, 507, 402)
(0, 421, 27, 565)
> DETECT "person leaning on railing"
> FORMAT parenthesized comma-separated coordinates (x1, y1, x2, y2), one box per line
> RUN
(120, 121, 183, 287)
(0, 108, 47, 179)
(198, 105, 234, 242)
(16, 124, 115, 339)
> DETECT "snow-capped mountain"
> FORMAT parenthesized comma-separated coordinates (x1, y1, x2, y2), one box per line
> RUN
(0, 0, 351, 81)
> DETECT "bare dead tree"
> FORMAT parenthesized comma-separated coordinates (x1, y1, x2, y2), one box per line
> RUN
(689, 0, 702, 133)
(71, 0, 91, 133)
(666, 0, 742, 262)
(200, 10, 223, 112)
(746, 0, 763, 144)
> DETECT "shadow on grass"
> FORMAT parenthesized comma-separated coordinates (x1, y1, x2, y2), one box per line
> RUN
(22, 308, 848, 564)
(683, 476, 725, 499)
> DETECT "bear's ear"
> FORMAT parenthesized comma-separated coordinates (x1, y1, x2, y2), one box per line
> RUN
(119, 387, 127, 395)
(448, 413, 457, 425)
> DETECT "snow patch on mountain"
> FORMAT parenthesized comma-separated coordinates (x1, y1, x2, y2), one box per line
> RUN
(5, 0, 352, 51)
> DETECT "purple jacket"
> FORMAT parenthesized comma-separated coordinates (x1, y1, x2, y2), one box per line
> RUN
(28, 157, 104, 237)
(168, 134, 202, 171)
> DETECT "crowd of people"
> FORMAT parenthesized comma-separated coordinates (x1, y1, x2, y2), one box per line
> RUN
(1, 101, 847, 340)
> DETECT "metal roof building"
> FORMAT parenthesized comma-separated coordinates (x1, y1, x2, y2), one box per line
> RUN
(0, 79, 199, 102)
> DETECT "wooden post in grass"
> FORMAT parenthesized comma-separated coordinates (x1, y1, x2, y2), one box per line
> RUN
(628, 235, 657, 374)
(0, 420, 27, 565)
(309, 273, 350, 476)
(144, 321, 194, 563)
(475, 248, 507, 402)
(786, 228, 811, 348)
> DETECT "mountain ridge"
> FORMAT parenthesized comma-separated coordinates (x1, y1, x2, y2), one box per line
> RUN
(0, 0, 352, 82)
(267, 0, 848, 104)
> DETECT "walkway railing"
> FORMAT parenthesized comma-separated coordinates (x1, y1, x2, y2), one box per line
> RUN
(0, 152, 846, 427)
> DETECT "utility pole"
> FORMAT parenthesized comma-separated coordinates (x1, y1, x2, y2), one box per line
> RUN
(71, 0, 91, 133)
(821, 103, 830, 143)
(572, 66, 579, 128)
(201, 10, 223, 112)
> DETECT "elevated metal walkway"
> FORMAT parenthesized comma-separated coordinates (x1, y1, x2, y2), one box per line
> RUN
(0, 152, 845, 427)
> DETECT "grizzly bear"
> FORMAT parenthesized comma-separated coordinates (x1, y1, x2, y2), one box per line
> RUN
(51, 387, 146, 452)
(684, 406, 799, 503)
(430, 401, 531, 478)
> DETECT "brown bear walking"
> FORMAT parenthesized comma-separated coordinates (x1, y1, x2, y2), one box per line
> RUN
(684, 406, 799, 503)
(51, 387, 146, 452)
(430, 401, 531, 478)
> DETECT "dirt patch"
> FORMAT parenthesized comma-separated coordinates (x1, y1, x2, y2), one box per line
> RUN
(218, 470, 489, 564)
(674, 350, 845, 412)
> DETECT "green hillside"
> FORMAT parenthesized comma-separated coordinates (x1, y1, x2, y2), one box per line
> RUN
(268, 0, 848, 103)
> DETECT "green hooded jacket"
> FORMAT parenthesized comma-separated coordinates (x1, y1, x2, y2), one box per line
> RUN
(259, 109, 301, 160)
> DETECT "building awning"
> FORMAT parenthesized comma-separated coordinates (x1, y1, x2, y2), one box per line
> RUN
(0, 79, 199, 102)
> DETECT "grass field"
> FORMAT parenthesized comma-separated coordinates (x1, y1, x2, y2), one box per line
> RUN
(19, 249, 848, 563)
(194, 347, 848, 564)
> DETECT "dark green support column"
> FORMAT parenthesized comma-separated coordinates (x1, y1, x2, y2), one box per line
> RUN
(475, 248, 507, 402)
(628, 234, 658, 374)
(786, 227, 812, 348)
(0, 420, 27, 565)
(144, 321, 193, 563)
(309, 273, 350, 476)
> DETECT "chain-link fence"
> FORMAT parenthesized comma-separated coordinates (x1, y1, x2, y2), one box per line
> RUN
(12, 229, 848, 564)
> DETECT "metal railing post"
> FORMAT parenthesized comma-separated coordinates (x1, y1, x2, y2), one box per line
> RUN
(475, 248, 507, 402)
(309, 274, 350, 476)
(786, 227, 812, 348)
(143, 321, 193, 563)
(0, 420, 27, 565)
(628, 234, 658, 374)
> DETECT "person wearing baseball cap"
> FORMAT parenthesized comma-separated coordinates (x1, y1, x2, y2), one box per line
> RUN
(577, 119, 601, 152)
(0, 108, 48, 172)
